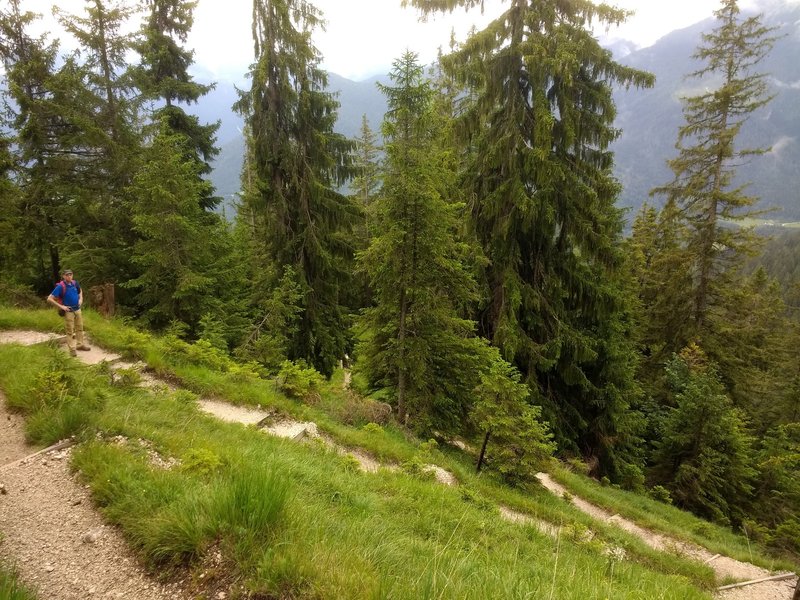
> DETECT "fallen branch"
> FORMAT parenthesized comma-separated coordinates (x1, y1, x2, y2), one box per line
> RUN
(0, 439, 76, 472)
(717, 572, 797, 591)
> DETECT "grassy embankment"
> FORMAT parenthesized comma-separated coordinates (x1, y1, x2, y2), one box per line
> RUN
(0, 306, 783, 598)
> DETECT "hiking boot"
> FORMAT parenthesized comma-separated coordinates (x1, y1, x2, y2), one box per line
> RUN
(69, 349, 77, 357)
(77, 345, 91, 351)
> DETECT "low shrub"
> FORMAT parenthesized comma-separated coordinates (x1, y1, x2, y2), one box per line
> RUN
(275, 360, 323, 402)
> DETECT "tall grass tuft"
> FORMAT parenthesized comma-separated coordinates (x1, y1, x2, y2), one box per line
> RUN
(210, 463, 290, 541)
(138, 489, 214, 566)
(0, 563, 37, 600)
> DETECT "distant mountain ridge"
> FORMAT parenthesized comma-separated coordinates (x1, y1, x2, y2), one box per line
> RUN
(203, 1, 800, 221)
(612, 1, 800, 221)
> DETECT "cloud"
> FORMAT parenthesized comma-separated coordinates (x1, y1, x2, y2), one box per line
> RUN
(769, 136, 795, 157)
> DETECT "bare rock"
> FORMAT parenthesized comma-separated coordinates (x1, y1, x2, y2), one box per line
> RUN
(82, 528, 102, 544)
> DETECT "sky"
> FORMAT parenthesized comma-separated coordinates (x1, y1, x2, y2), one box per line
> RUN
(30, 0, 788, 82)
(188, 0, 762, 81)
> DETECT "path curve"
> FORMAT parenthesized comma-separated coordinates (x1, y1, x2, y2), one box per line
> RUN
(535, 472, 798, 599)
(0, 392, 187, 600)
(0, 332, 188, 599)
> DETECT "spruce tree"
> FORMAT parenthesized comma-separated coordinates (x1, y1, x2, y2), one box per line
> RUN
(0, 1, 82, 288)
(53, 0, 142, 284)
(127, 121, 227, 330)
(406, 0, 653, 476)
(358, 51, 483, 428)
(626, 201, 695, 399)
(652, 346, 756, 525)
(134, 0, 219, 210)
(235, 0, 357, 377)
(651, 0, 777, 335)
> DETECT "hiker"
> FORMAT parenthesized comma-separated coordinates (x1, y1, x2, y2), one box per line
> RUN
(47, 268, 91, 357)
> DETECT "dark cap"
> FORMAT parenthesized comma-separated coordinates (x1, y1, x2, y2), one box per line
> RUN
(62, 268, 73, 275)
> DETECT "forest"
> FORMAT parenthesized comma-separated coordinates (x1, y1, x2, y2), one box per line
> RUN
(0, 0, 798, 561)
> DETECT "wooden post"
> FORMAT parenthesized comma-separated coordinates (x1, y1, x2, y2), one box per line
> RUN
(89, 283, 115, 318)
(792, 575, 799, 600)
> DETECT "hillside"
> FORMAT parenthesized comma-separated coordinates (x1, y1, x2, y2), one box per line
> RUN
(1, 310, 798, 599)
(612, 2, 800, 221)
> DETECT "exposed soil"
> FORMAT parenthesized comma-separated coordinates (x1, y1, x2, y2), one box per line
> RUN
(0, 330, 64, 346)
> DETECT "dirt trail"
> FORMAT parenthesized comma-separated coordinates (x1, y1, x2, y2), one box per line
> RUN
(0, 396, 187, 599)
(0, 332, 188, 600)
(535, 472, 798, 599)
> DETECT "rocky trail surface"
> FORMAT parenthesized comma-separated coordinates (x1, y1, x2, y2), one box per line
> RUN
(0, 329, 797, 599)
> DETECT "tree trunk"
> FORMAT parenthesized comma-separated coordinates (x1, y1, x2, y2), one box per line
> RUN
(396, 288, 409, 422)
(89, 283, 115, 318)
(476, 430, 491, 473)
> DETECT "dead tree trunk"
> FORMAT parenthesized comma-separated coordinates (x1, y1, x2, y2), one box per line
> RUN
(89, 283, 115, 318)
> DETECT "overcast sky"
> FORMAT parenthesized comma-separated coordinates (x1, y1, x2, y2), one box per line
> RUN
(189, 0, 768, 81)
(34, 0, 791, 81)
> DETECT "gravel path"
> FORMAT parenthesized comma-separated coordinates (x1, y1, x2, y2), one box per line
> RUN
(535, 472, 798, 599)
(4, 329, 796, 599)
(0, 394, 188, 600)
(0, 332, 190, 599)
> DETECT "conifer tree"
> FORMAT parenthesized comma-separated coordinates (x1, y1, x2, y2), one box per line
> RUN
(0, 134, 26, 283)
(53, 0, 142, 284)
(352, 114, 382, 219)
(652, 346, 756, 525)
(627, 201, 694, 398)
(651, 0, 776, 335)
(358, 51, 483, 428)
(0, 1, 82, 288)
(134, 0, 219, 210)
(713, 267, 792, 430)
(235, 0, 357, 377)
(472, 347, 555, 484)
(405, 0, 653, 475)
(127, 121, 227, 329)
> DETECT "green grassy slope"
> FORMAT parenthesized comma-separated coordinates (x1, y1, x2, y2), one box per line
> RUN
(1, 308, 787, 598)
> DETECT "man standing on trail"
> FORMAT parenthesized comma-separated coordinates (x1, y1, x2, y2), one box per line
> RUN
(47, 268, 91, 357)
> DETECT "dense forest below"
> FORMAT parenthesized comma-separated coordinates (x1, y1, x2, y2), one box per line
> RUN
(0, 0, 798, 569)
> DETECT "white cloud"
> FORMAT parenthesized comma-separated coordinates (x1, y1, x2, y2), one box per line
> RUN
(24, 0, 800, 82)
(769, 135, 795, 157)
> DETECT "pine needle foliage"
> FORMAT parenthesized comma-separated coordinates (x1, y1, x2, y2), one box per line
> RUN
(651, 0, 778, 334)
(406, 0, 653, 476)
(133, 0, 220, 210)
(235, 0, 358, 377)
(127, 122, 228, 330)
(358, 51, 485, 430)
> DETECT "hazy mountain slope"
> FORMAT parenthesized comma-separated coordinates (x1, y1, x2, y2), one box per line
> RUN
(612, 2, 800, 221)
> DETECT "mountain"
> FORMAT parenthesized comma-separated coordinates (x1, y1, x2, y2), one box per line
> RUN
(203, 1, 800, 222)
(612, 2, 800, 222)
(203, 73, 390, 210)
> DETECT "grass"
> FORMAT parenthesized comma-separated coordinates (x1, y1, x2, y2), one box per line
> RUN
(0, 307, 770, 597)
(0, 561, 37, 600)
(549, 467, 798, 573)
